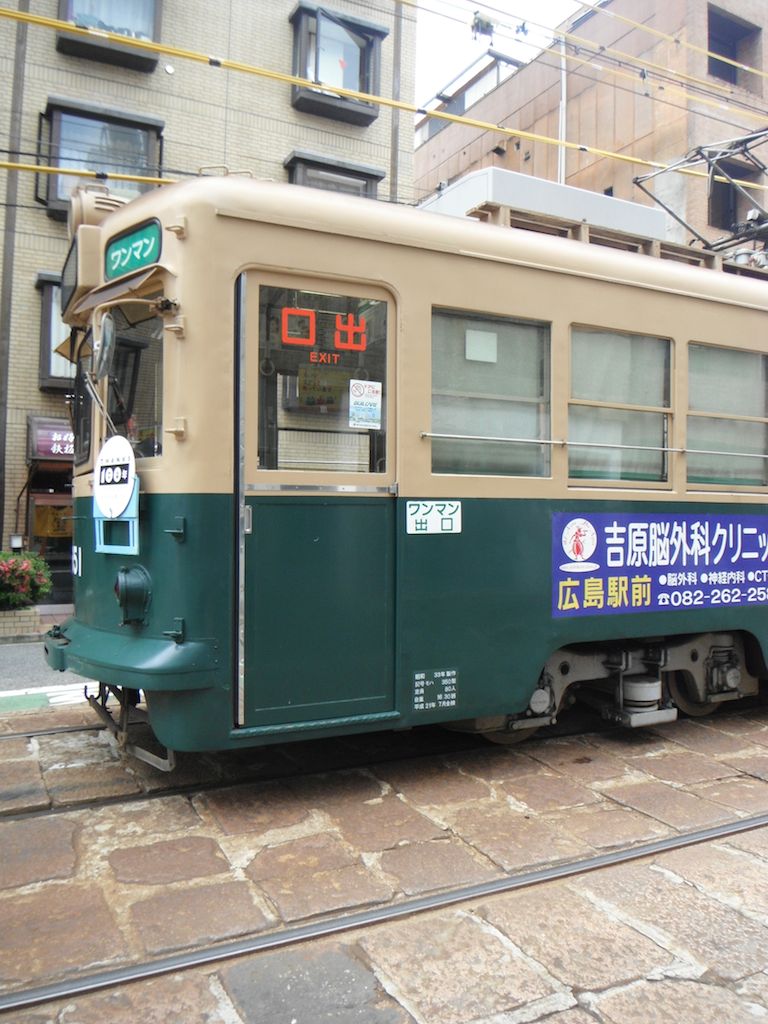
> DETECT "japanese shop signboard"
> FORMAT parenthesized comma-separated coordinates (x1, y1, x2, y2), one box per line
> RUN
(27, 417, 74, 461)
(552, 511, 768, 617)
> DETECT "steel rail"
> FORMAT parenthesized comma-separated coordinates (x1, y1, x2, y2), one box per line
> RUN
(0, 723, 104, 740)
(2, 810, 768, 1014)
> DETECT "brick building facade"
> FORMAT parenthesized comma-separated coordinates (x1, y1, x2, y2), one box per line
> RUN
(0, 0, 415, 600)
(415, 0, 768, 245)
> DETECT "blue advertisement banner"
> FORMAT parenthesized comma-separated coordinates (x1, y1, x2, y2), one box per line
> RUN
(552, 512, 768, 618)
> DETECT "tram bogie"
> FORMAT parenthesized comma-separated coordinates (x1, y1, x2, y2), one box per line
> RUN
(44, 176, 768, 767)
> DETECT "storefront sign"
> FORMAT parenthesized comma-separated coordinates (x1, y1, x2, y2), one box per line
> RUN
(27, 417, 74, 461)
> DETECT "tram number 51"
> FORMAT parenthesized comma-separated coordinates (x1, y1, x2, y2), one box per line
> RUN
(71, 545, 83, 578)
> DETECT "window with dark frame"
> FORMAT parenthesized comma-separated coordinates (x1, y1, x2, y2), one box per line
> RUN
(708, 6, 761, 90)
(36, 274, 77, 391)
(37, 99, 163, 220)
(290, 3, 388, 126)
(708, 159, 761, 232)
(56, 0, 161, 71)
(284, 151, 385, 197)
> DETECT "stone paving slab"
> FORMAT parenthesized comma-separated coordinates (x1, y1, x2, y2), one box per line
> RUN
(482, 882, 675, 990)
(223, 944, 414, 1023)
(2, 705, 768, 1022)
(586, 977, 768, 1024)
(129, 880, 268, 956)
(689, 775, 768, 814)
(0, 816, 77, 890)
(0, 886, 127, 987)
(598, 777, 734, 830)
(360, 912, 568, 1024)
(572, 858, 768, 981)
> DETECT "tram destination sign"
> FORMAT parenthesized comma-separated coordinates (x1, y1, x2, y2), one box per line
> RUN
(552, 511, 768, 618)
(105, 220, 161, 280)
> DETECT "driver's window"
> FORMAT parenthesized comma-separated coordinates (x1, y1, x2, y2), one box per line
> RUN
(105, 309, 163, 458)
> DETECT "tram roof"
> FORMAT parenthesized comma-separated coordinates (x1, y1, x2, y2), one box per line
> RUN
(108, 176, 768, 312)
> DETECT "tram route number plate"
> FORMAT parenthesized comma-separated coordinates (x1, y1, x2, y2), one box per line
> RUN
(98, 463, 130, 486)
(413, 669, 458, 712)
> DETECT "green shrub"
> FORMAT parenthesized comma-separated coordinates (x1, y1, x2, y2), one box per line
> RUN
(0, 552, 53, 610)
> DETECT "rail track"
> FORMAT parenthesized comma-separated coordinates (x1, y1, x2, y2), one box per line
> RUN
(1, 697, 763, 821)
(2, 809, 767, 1015)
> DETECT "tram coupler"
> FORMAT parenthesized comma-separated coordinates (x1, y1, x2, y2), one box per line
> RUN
(85, 683, 176, 772)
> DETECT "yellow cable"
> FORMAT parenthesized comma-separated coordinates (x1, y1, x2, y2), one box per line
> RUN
(1, 5, 766, 196)
(574, 0, 768, 82)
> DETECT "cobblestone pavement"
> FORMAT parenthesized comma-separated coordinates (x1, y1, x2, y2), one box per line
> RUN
(2, 703, 768, 1022)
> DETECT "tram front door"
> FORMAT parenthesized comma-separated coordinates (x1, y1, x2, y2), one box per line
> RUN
(237, 274, 397, 733)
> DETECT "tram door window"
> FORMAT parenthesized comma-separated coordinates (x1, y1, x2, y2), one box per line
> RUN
(688, 343, 768, 486)
(257, 287, 387, 473)
(431, 309, 551, 476)
(569, 328, 671, 482)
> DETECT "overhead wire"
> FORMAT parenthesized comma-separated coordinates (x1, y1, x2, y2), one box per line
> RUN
(444, 0, 768, 94)
(575, 0, 768, 83)
(419, 0, 768, 124)
(0, 4, 766, 205)
(461, 0, 732, 98)
(410, 46, 764, 205)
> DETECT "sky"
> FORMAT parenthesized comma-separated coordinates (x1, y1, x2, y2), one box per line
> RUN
(415, 0, 583, 104)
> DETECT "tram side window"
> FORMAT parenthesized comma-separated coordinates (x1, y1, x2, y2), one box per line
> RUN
(258, 286, 387, 473)
(688, 343, 768, 486)
(431, 309, 550, 476)
(569, 328, 670, 482)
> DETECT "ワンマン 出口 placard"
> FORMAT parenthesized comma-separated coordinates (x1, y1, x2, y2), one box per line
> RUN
(552, 512, 768, 618)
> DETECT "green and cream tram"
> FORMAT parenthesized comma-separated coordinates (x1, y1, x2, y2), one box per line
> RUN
(45, 176, 768, 767)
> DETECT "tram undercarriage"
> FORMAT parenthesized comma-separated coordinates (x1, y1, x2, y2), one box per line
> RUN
(451, 631, 761, 744)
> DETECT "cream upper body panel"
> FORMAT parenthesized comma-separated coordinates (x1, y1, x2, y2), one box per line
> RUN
(70, 177, 768, 503)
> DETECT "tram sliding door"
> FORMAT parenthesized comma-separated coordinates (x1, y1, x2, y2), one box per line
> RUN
(236, 274, 397, 733)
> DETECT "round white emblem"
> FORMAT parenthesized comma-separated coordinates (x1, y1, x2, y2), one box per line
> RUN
(560, 517, 599, 572)
(94, 435, 136, 519)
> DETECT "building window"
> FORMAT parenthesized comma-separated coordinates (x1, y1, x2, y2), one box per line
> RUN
(688, 343, 768, 487)
(290, 3, 388, 126)
(37, 99, 163, 220)
(708, 159, 761, 232)
(569, 328, 671, 482)
(56, 0, 161, 71)
(708, 6, 760, 90)
(36, 274, 77, 391)
(431, 309, 551, 476)
(284, 151, 385, 197)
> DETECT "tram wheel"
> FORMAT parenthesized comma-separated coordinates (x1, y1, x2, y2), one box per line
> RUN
(667, 671, 719, 717)
(482, 727, 540, 745)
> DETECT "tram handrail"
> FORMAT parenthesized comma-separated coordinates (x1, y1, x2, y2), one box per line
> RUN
(421, 432, 768, 460)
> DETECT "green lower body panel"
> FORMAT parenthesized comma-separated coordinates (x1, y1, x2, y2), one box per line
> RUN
(43, 491, 768, 753)
(396, 497, 768, 727)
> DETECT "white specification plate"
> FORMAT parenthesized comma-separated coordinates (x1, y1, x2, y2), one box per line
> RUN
(413, 669, 458, 711)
